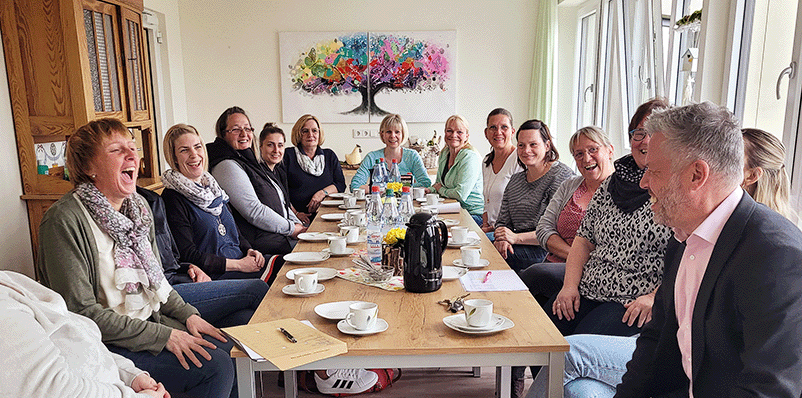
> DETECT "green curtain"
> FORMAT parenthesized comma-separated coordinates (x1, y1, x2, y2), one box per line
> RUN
(529, 0, 557, 122)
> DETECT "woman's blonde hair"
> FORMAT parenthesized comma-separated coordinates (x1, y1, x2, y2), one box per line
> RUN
(379, 114, 408, 145)
(742, 128, 794, 220)
(291, 114, 325, 147)
(569, 126, 612, 153)
(66, 118, 131, 186)
(162, 123, 207, 173)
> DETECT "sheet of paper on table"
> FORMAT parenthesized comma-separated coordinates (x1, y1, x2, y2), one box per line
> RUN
(459, 270, 528, 292)
(421, 202, 461, 213)
(223, 318, 347, 371)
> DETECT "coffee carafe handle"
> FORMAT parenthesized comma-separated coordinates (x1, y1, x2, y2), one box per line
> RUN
(437, 219, 448, 253)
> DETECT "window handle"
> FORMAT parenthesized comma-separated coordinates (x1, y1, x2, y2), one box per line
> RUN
(583, 84, 594, 103)
(777, 62, 796, 100)
(639, 66, 651, 90)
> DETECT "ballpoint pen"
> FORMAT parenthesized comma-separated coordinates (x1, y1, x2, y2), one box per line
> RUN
(278, 327, 297, 343)
(482, 271, 492, 283)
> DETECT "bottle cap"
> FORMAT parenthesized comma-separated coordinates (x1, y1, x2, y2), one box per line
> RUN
(372, 186, 380, 192)
(385, 188, 394, 196)
(380, 157, 384, 162)
(392, 159, 398, 163)
(402, 186, 411, 193)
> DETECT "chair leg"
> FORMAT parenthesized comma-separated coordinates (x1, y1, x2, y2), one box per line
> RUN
(472, 367, 481, 378)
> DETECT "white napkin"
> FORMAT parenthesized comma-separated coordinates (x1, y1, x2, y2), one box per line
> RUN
(421, 202, 461, 214)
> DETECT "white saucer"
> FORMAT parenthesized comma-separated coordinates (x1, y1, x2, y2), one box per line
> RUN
(452, 258, 490, 268)
(282, 284, 325, 297)
(322, 247, 355, 257)
(285, 267, 338, 281)
(327, 193, 347, 199)
(442, 265, 467, 280)
(297, 232, 339, 242)
(447, 238, 481, 248)
(321, 199, 342, 206)
(338, 204, 362, 210)
(442, 314, 514, 334)
(283, 252, 331, 264)
(314, 301, 362, 320)
(347, 236, 367, 245)
(337, 318, 389, 335)
(442, 219, 459, 227)
(320, 213, 345, 221)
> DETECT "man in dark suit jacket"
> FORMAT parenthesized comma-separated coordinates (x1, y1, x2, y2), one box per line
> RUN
(616, 102, 802, 397)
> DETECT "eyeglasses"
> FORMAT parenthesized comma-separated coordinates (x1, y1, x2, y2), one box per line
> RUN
(572, 145, 601, 160)
(225, 126, 254, 135)
(630, 128, 650, 142)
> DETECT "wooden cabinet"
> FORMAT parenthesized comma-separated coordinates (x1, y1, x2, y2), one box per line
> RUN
(1, 0, 160, 265)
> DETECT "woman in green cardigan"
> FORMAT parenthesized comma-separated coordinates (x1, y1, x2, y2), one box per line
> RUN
(426, 114, 484, 224)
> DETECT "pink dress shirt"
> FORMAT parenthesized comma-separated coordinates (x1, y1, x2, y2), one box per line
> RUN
(673, 188, 742, 397)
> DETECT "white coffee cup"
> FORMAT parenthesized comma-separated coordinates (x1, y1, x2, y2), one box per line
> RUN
(451, 226, 469, 243)
(344, 209, 360, 225)
(460, 245, 482, 266)
(340, 225, 360, 243)
(413, 187, 426, 200)
(426, 193, 440, 206)
(343, 195, 357, 208)
(328, 236, 347, 254)
(295, 270, 318, 293)
(346, 302, 379, 330)
(349, 211, 367, 227)
(353, 188, 366, 200)
(463, 299, 493, 327)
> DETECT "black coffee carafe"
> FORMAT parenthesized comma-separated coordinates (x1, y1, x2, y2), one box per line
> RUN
(403, 212, 447, 293)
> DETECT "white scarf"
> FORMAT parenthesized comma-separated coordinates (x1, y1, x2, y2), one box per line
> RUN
(294, 146, 325, 176)
(161, 168, 229, 216)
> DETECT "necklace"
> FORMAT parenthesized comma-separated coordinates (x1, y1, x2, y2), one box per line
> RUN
(217, 215, 227, 236)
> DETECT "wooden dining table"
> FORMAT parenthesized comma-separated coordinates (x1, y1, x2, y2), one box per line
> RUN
(233, 197, 568, 398)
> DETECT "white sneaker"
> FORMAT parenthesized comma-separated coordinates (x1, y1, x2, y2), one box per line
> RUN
(314, 368, 378, 395)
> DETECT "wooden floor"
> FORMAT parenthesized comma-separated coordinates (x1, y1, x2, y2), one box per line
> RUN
(255, 367, 534, 397)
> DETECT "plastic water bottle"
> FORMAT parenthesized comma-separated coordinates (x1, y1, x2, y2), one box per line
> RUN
(371, 158, 388, 193)
(366, 186, 384, 266)
(388, 158, 401, 184)
(398, 186, 414, 224)
(381, 188, 400, 232)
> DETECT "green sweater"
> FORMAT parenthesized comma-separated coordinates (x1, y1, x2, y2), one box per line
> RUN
(37, 192, 199, 355)
(435, 146, 484, 215)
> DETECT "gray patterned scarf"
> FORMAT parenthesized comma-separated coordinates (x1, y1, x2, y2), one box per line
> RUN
(75, 183, 170, 310)
(161, 168, 229, 216)
(294, 146, 325, 176)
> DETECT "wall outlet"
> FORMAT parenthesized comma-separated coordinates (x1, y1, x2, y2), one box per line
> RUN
(352, 129, 377, 138)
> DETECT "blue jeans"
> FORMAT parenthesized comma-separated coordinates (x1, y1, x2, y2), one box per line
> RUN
(471, 214, 483, 226)
(526, 334, 637, 398)
(173, 279, 268, 328)
(545, 295, 641, 337)
(503, 244, 548, 273)
(108, 334, 237, 398)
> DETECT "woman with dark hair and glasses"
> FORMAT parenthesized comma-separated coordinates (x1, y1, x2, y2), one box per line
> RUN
(206, 107, 306, 264)
(549, 97, 672, 337)
(493, 119, 574, 273)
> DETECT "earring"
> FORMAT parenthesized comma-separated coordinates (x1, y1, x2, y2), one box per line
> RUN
(91, 174, 97, 179)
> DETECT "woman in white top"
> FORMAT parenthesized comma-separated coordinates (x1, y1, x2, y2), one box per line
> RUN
(481, 108, 523, 233)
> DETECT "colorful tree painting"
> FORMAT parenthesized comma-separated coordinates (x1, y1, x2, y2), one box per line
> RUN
(288, 33, 451, 116)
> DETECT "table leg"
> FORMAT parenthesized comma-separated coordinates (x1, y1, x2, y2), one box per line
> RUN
(472, 367, 482, 378)
(495, 366, 512, 398)
(547, 352, 565, 398)
(284, 370, 298, 398)
(236, 358, 255, 398)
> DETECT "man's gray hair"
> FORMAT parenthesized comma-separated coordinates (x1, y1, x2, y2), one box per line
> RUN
(646, 101, 743, 187)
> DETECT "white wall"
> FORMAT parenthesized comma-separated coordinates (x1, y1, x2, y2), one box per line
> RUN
(0, 31, 36, 277)
(172, 0, 541, 162)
